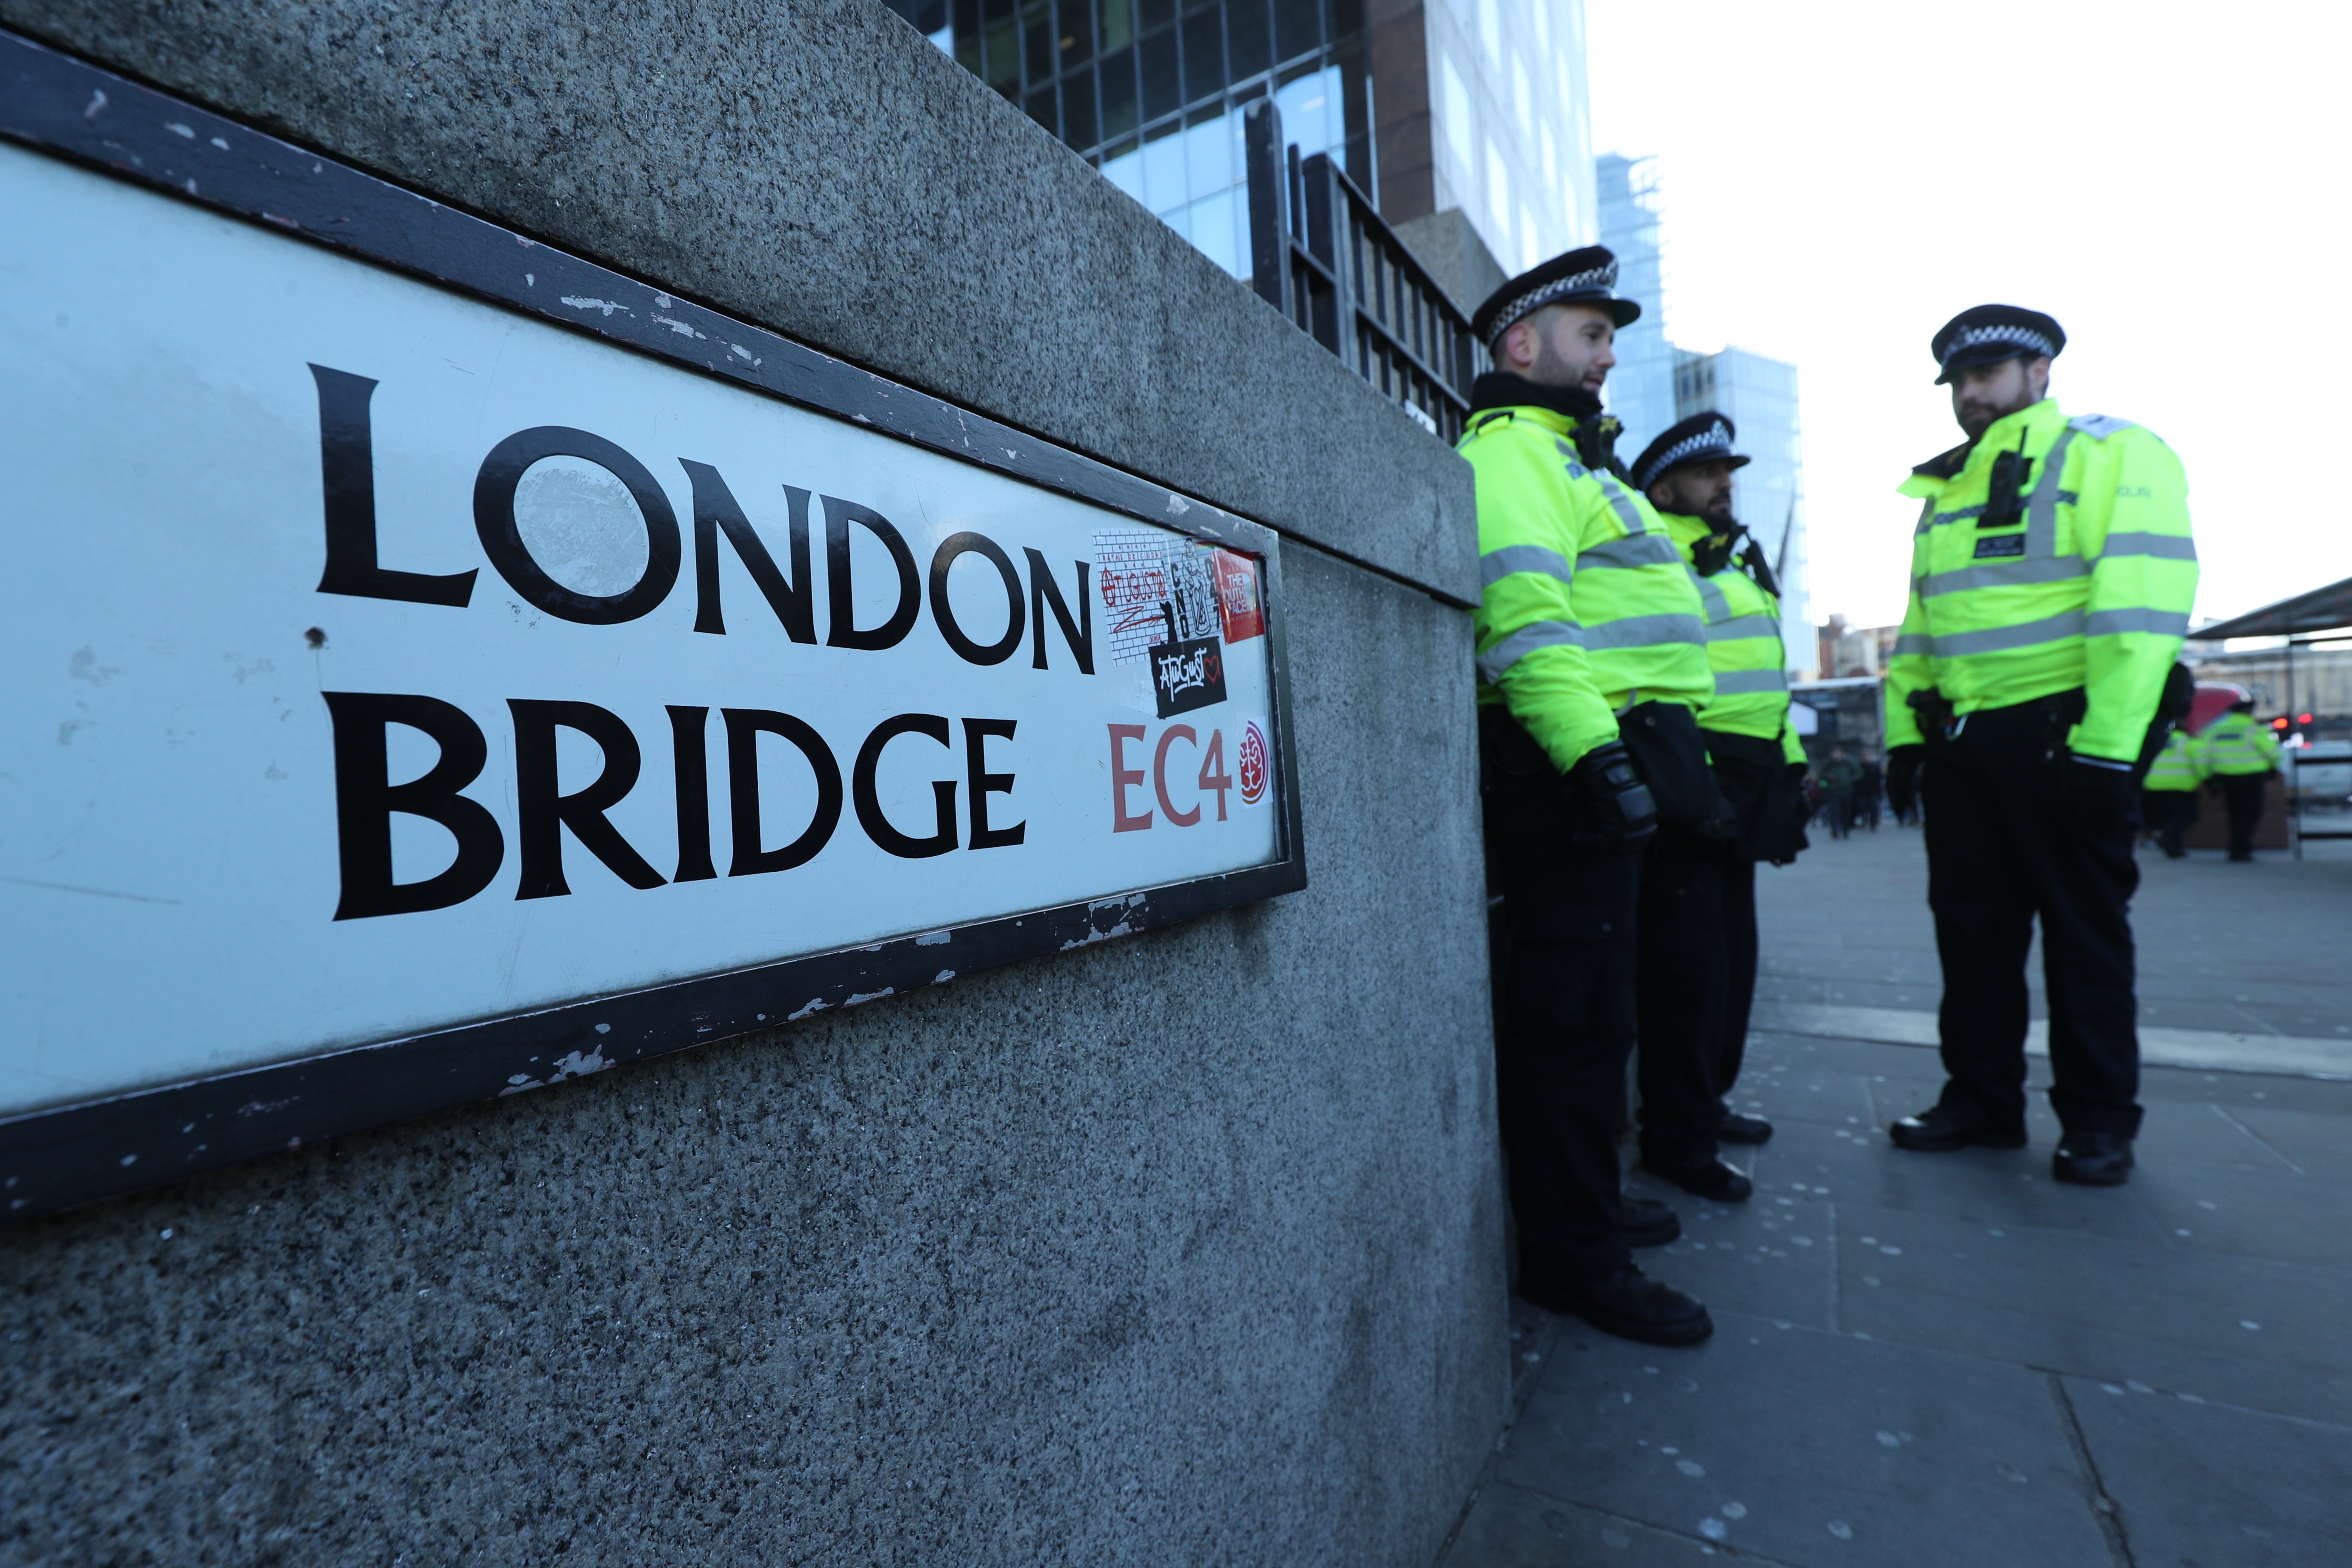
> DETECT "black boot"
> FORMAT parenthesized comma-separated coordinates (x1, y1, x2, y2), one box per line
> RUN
(1641, 1156, 1753, 1203)
(1889, 1100, 2027, 1152)
(1610, 1197, 1681, 1248)
(2052, 1130, 2135, 1186)
(1717, 1112, 1774, 1145)
(1520, 1263, 1713, 1347)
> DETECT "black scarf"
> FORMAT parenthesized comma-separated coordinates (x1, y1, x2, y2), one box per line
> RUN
(1467, 373, 1628, 477)
(1693, 519, 1782, 599)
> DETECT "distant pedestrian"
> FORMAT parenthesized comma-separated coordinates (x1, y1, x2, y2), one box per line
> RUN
(1819, 746, 1860, 838)
(1856, 750, 1883, 831)
(2141, 727, 2202, 858)
(2196, 698, 2280, 862)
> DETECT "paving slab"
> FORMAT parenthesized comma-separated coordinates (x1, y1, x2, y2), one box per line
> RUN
(1447, 825, 2352, 1568)
(1833, 1201, 2352, 1427)
(1487, 1314, 2114, 1568)
(2061, 1373, 2352, 1568)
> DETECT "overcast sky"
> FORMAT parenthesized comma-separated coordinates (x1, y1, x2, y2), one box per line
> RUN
(1584, 0, 2350, 631)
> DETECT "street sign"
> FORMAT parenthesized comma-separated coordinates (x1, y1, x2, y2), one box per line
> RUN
(0, 35, 1302, 1218)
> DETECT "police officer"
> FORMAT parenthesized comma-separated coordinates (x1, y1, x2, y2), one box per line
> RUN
(1465, 244, 1715, 1345)
(2140, 726, 2203, 859)
(2196, 696, 2280, 861)
(1632, 413, 1812, 1151)
(1882, 306, 2199, 1186)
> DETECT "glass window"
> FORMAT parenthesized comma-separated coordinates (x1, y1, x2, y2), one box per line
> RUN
(1024, 1, 1057, 87)
(1541, 121, 1557, 191)
(985, 16, 1020, 94)
(1479, 0, 1500, 71)
(1519, 202, 1539, 270)
(1228, 0, 1272, 78)
(1139, 0, 1175, 28)
(1274, 64, 1340, 153)
(1063, 67, 1099, 150)
(1440, 55, 1471, 175)
(1486, 141, 1511, 244)
(1533, 0, 1550, 54)
(1191, 188, 1240, 276)
(1513, 60, 1530, 140)
(1102, 137, 1145, 200)
(1100, 0, 1134, 49)
(1139, 26, 1181, 119)
(1273, 0, 1320, 63)
(1061, 0, 1095, 65)
(1142, 121, 1188, 211)
(1101, 46, 1139, 137)
(1185, 108, 1231, 196)
(1182, 7, 1225, 104)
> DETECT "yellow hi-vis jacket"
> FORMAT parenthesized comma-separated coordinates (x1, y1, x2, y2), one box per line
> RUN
(2143, 729, 2202, 791)
(2197, 711, 2281, 776)
(1882, 398, 2197, 763)
(1463, 404, 1715, 773)
(1660, 512, 1808, 767)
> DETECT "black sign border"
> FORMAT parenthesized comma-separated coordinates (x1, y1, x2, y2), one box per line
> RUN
(0, 30, 1308, 1223)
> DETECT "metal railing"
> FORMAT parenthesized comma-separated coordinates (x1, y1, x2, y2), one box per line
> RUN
(1244, 101, 1482, 444)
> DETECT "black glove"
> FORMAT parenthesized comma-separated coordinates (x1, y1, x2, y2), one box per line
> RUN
(1885, 745, 1924, 820)
(1568, 740, 1657, 851)
(1785, 761, 1810, 782)
(2060, 755, 2140, 831)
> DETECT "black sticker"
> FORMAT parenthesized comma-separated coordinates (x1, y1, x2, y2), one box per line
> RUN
(1972, 532, 2027, 559)
(1152, 636, 1228, 717)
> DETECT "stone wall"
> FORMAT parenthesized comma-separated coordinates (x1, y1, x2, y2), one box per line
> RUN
(0, 3, 1504, 1563)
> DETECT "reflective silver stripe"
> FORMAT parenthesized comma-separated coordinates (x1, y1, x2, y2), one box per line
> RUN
(1932, 503, 1987, 526)
(1894, 634, 1932, 656)
(2097, 531, 2198, 563)
(1578, 533, 1682, 571)
(1710, 668, 1789, 694)
(1582, 612, 1707, 650)
(2069, 413, 2138, 440)
(2086, 608, 2191, 638)
(1918, 556, 2088, 598)
(1708, 614, 1781, 643)
(1595, 473, 1650, 535)
(1683, 567, 1733, 622)
(1553, 438, 1589, 480)
(1914, 498, 1939, 537)
(1477, 619, 1586, 681)
(1482, 544, 1576, 587)
(1925, 611, 2086, 657)
(2024, 428, 2078, 559)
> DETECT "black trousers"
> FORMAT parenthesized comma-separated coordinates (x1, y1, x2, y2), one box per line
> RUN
(2143, 787, 2197, 855)
(1635, 829, 1729, 1168)
(1921, 696, 2143, 1138)
(1719, 857, 1759, 1121)
(2219, 774, 2268, 858)
(1481, 709, 1639, 1279)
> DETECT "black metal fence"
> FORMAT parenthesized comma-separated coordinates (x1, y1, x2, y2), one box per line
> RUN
(1243, 101, 1482, 444)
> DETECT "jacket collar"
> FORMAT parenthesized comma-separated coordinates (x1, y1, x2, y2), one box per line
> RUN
(1906, 398, 2067, 485)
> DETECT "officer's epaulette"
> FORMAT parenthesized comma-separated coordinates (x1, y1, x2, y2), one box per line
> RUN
(1911, 440, 1972, 481)
(2067, 413, 2137, 441)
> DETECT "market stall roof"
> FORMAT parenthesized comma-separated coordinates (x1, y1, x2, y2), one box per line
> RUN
(2190, 575, 2352, 640)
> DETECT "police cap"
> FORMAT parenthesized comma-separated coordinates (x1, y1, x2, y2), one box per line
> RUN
(1931, 304, 2065, 385)
(1630, 412, 1751, 492)
(1472, 244, 1642, 349)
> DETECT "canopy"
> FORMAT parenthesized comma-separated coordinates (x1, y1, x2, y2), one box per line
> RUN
(2190, 574, 2352, 640)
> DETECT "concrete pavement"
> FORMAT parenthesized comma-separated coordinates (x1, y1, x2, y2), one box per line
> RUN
(1444, 826, 2352, 1567)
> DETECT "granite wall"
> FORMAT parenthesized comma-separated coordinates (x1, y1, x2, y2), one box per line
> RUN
(0, 3, 1505, 1562)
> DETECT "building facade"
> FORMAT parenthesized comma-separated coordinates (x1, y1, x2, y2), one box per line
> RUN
(1676, 345, 1813, 677)
(1594, 152, 1675, 448)
(882, 0, 1594, 298)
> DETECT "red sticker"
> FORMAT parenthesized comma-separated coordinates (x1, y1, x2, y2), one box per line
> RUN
(1211, 549, 1265, 642)
(1238, 719, 1269, 806)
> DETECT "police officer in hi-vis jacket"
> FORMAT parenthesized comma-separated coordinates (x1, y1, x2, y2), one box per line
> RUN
(1462, 245, 1719, 1346)
(1881, 306, 2198, 1187)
